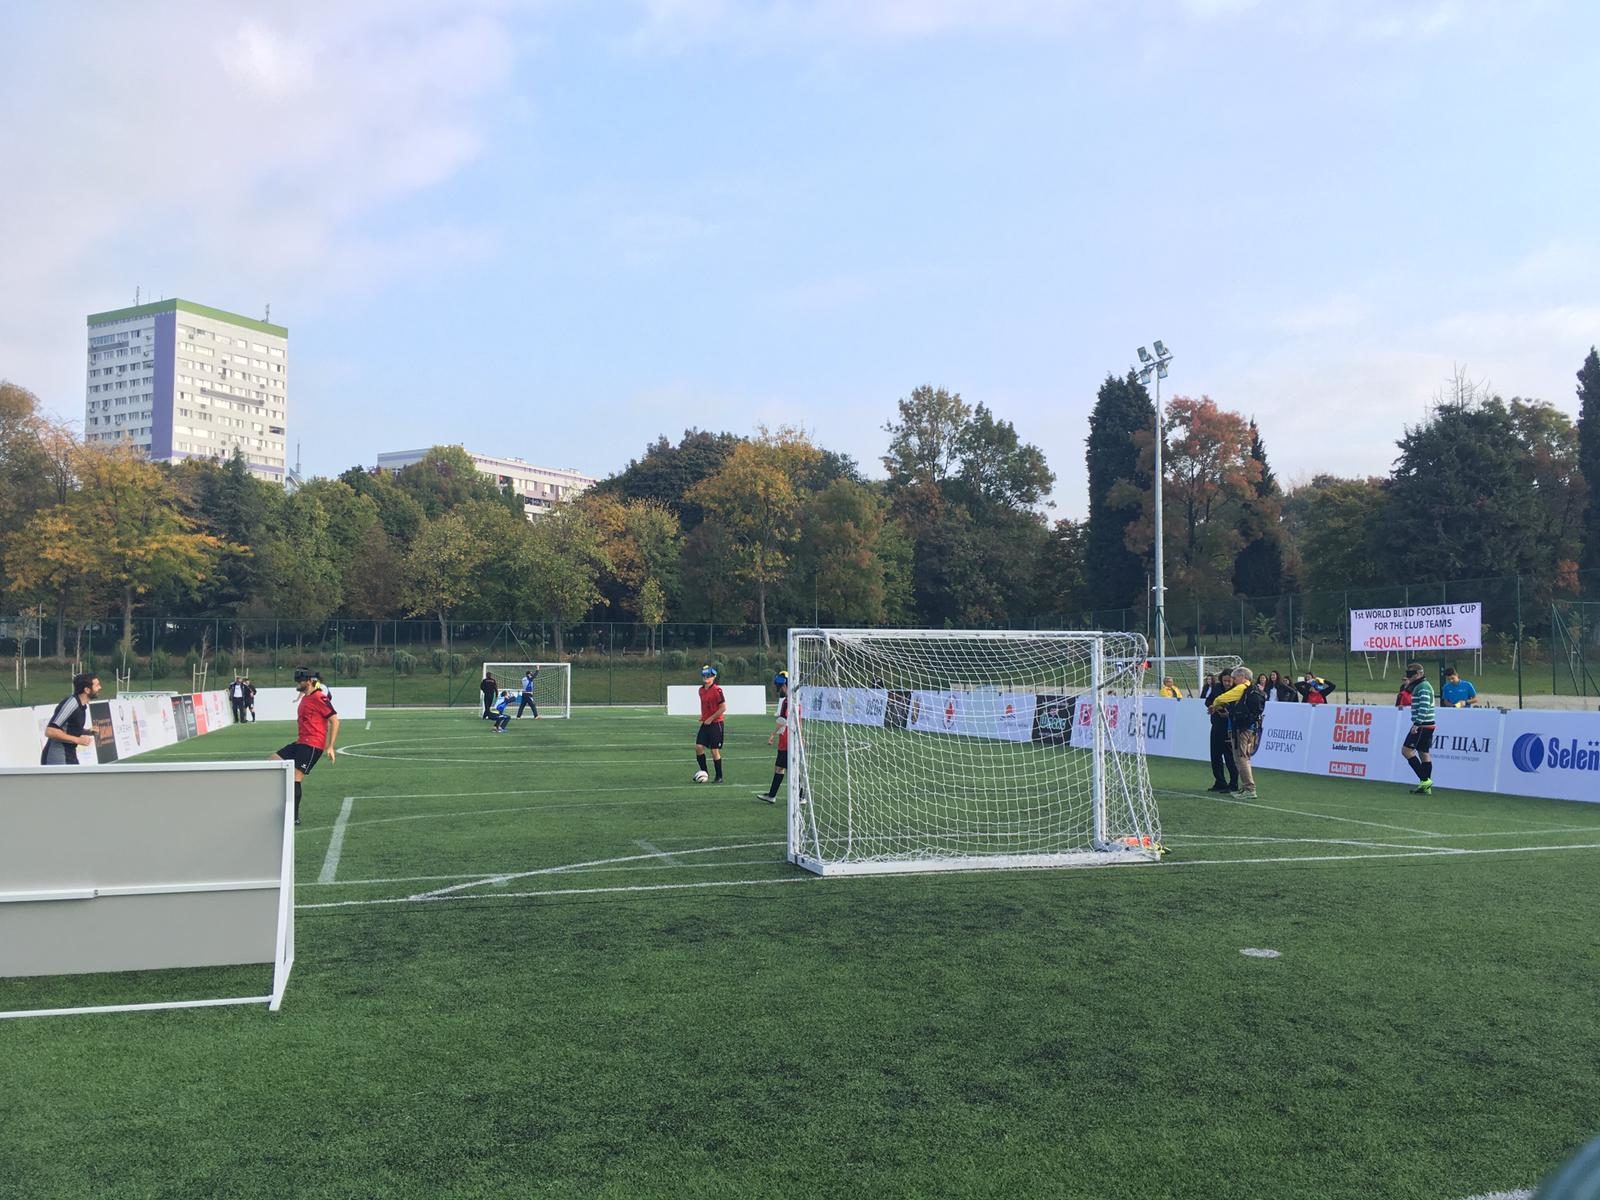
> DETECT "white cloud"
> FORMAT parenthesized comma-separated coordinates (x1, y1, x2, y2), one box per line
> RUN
(0, 1, 522, 421)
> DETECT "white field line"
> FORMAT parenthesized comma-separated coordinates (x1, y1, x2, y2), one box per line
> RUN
(297, 795, 763, 834)
(318, 797, 356, 883)
(634, 839, 681, 865)
(306, 860, 785, 887)
(1457, 1191, 1533, 1200)
(1188, 792, 1445, 836)
(295, 841, 1600, 912)
(411, 842, 788, 899)
(365, 720, 371, 730)
(1158, 785, 1594, 831)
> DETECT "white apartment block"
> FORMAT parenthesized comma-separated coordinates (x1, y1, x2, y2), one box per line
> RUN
(376, 447, 596, 518)
(85, 299, 288, 483)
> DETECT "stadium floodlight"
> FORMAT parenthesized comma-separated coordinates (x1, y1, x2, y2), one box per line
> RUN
(480, 662, 572, 719)
(1134, 339, 1174, 664)
(787, 628, 1163, 876)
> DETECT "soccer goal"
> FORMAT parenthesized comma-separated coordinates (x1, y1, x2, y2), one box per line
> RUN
(787, 628, 1162, 876)
(1148, 654, 1243, 696)
(480, 663, 572, 719)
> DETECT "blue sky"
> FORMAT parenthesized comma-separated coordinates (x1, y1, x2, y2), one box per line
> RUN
(3, 0, 1596, 516)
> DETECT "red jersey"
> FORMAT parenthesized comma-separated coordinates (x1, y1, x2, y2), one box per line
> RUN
(699, 683, 725, 724)
(297, 687, 337, 748)
(776, 695, 789, 751)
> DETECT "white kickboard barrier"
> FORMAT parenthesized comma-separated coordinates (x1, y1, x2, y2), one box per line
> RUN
(1087, 697, 1597, 804)
(666, 685, 768, 717)
(0, 690, 236, 768)
(250, 686, 368, 722)
(0, 759, 296, 1019)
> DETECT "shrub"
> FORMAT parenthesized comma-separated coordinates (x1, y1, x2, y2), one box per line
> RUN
(149, 650, 173, 680)
(213, 651, 233, 676)
(431, 648, 449, 674)
(449, 652, 466, 676)
(665, 650, 687, 672)
(394, 651, 417, 676)
(730, 656, 750, 678)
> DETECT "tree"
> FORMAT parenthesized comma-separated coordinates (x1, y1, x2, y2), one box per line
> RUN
(1233, 420, 1288, 598)
(340, 465, 426, 546)
(258, 489, 343, 628)
(882, 385, 971, 488)
(1577, 347, 1600, 575)
(952, 403, 1054, 510)
(1114, 396, 1261, 621)
(176, 450, 279, 619)
(1382, 390, 1545, 582)
(1, 382, 81, 654)
(393, 446, 512, 519)
(402, 513, 481, 650)
(8, 446, 227, 658)
(1035, 517, 1088, 621)
(592, 429, 742, 530)
(523, 503, 612, 654)
(344, 524, 405, 639)
(798, 479, 901, 625)
(1509, 398, 1587, 590)
(688, 429, 820, 648)
(1085, 372, 1155, 610)
(1281, 476, 1388, 593)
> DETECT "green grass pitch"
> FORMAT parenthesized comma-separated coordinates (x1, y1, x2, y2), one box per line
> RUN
(4, 708, 1598, 1199)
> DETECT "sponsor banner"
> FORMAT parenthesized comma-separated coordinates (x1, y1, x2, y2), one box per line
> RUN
(1305, 704, 1408, 783)
(1496, 710, 1600, 804)
(1070, 698, 1126, 752)
(800, 686, 890, 729)
(1426, 707, 1504, 793)
(108, 699, 141, 759)
(1252, 700, 1316, 773)
(148, 696, 178, 748)
(173, 694, 198, 740)
(1031, 694, 1076, 747)
(1350, 602, 1482, 653)
(88, 701, 120, 763)
(203, 691, 229, 729)
(907, 689, 1037, 743)
(1130, 697, 1210, 761)
(192, 694, 209, 736)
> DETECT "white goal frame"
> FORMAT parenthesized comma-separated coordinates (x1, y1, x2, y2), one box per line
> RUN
(787, 628, 1163, 877)
(480, 662, 572, 719)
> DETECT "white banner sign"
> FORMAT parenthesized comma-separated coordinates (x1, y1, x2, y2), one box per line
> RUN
(1494, 710, 1600, 804)
(799, 686, 890, 729)
(907, 689, 1037, 743)
(1304, 704, 1408, 784)
(1252, 701, 1317, 774)
(1349, 602, 1482, 653)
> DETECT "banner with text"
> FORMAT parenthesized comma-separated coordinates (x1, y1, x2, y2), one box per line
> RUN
(1349, 602, 1482, 653)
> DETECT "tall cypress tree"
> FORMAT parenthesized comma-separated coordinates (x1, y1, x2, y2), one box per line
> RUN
(1233, 420, 1286, 597)
(1085, 371, 1155, 611)
(1577, 347, 1600, 576)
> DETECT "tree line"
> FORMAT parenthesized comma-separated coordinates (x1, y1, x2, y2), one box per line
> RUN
(2, 346, 1597, 660)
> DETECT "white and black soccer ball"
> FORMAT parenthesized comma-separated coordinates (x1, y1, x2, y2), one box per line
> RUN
(693, 770, 709, 783)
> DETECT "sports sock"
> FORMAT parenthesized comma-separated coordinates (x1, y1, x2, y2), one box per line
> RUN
(293, 781, 302, 821)
(768, 773, 783, 797)
(1403, 756, 1421, 779)
(714, 758, 723, 780)
(1421, 760, 1433, 781)
(696, 753, 707, 773)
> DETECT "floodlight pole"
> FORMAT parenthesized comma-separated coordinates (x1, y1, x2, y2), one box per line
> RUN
(1136, 343, 1174, 667)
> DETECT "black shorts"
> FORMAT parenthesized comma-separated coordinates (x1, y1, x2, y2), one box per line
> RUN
(774, 747, 788, 769)
(1403, 726, 1435, 754)
(277, 743, 325, 775)
(697, 722, 725, 750)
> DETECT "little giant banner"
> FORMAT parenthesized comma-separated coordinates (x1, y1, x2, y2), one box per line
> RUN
(1348, 602, 1482, 653)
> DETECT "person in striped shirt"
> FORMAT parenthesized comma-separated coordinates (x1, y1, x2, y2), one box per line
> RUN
(41, 673, 101, 765)
(1400, 661, 1436, 794)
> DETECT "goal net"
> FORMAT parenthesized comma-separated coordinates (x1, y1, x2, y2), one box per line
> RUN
(1147, 655, 1243, 698)
(788, 629, 1162, 877)
(480, 663, 572, 719)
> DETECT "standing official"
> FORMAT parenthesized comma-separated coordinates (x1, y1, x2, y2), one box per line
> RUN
(41, 673, 101, 766)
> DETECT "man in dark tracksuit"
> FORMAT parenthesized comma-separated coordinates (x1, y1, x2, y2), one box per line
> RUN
(480, 672, 498, 720)
(1207, 667, 1239, 793)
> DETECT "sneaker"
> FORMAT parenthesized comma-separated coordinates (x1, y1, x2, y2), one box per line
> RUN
(755, 792, 777, 803)
(1235, 788, 1257, 799)
(1207, 783, 1226, 792)
(1411, 780, 1434, 794)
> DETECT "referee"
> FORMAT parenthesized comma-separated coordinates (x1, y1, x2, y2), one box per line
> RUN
(41, 673, 101, 765)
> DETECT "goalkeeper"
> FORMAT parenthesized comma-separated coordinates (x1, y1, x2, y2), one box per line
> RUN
(517, 667, 540, 719)
(755, 671, 789, 803)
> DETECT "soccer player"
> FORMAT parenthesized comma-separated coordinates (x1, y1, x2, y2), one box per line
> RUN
(492, 690, 513, 732)
(695, 665, 726, 783)
(516, 667, 540, 719)
(756, 671, 789, 803)
(41, 673, 100, 765)
(1400, 661, 1436, 794)
(1441, 665, 1477, 708)
(271, 668, 339, 826)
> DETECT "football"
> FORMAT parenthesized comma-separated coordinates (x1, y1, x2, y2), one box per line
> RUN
(693, 770, 709, 783)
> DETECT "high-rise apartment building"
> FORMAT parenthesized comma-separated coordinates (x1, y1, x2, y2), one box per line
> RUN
(84, 299, 288, 483)
(376, 447, 596, 518)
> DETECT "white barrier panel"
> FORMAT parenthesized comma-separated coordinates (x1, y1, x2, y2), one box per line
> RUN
(0, 759, 296, 1018)
(1254, 701, 1317, 774)
(798, 686, 890, 728)
(1426, 707, 1505, 793)
(1122, 697, 1209, 761)
(905, 689, 1037, 743)
(250, 686, 369, 722)
(1304, 704, 1408, 784)
(665, 685, 767, 717)
(1494, 710, 1600, 804)
(0, 707, 40, 768)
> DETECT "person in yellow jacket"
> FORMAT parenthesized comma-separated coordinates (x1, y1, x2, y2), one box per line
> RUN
(1207, 666, 1264, 799)
(1159, 676, 1184, 700)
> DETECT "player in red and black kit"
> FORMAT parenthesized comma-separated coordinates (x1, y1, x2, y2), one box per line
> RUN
(756, 670, 789, 803)
(271, 667, 339, 825)
(695, 664, 726, 783)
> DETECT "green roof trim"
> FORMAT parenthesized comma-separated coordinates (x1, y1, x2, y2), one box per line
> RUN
(87, 299, 288, 338)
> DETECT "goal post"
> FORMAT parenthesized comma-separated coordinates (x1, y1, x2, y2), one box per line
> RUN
(480, 662, 572, 719)
(1147, 654, 1243, 697)
(787, 628, 1162, 877)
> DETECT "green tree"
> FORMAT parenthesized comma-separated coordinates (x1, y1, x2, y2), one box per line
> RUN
(177, 450, 279, 618)
(1, 382, 80, 653)
(593, 429, 742, 530)
(1509, 397, 1588, 591)
(340, 465, 426, 546)
(1085, 372, 1155, 610)
(259, 489, 343, 627)
(1577, 347, 1600, 574)
(394, 446, 511, 520)
(1282, 476, 1389, 593)
(402, 513, 481, 650)
(344, 524, 405, 639)
(524, 503, 612, 654)
(799, 479, 901, 625)
(882, 385, 970, 488)
(1233, 420, 1288, 598)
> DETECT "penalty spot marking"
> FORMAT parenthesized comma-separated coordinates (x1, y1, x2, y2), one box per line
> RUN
(1240, 948, 1281, 958)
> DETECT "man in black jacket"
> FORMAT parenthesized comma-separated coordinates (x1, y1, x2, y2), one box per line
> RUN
(1206, 668, 1239, 793)
(480, 672, 498, 719)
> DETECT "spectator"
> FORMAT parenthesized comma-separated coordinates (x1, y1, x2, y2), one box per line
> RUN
(1266, 670, 1298, 702)
(1295, 673, 1336, 704)
(1209, 667, 1265, 799)
(480, 671, 498, 720)
(42, 673, 100, 766)
(1204, 668, 1239, 793)
(228, 675, 248, 723)
(1395, 677, 1413, 709)
(1160, 676, 1185, 699)
(1440, 665, 1477, 708)
(1199, 673, 1220, 704)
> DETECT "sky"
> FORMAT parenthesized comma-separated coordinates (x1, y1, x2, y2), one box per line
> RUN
(2, 0, 1597, 517)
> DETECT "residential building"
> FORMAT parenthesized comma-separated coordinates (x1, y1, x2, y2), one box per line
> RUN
(376, 447, 596, 518)
(85, 299, 288, 483)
